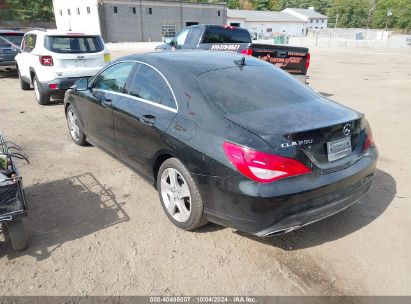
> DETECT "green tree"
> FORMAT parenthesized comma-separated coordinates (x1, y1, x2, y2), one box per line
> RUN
(254, 0, 271, 10)
(0, 0, 54, 21)
(227, 0, 241, 9)
(372, 0, 411, 31)
(327, 0, 370, 28)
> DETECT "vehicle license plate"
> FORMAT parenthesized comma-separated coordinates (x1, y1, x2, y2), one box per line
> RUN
(327, 137, 352, 162)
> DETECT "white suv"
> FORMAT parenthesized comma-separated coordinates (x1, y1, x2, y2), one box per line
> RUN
(15, 30, 110, 105)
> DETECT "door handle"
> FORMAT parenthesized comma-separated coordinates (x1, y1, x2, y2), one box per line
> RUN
(141, 114, 156, 126)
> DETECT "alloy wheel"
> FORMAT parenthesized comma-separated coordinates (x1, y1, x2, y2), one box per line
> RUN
(67, 109, 80, 142)
(160, 168, 192, 223)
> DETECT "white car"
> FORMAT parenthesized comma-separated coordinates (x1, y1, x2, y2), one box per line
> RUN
(15, 30, 111, 105)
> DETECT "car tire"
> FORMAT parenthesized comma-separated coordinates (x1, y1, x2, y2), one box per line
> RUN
(5, 220, 27, 251)
(18, 69, 31, 91)
(33, 75, 50, 105)
(157, 158, 208, 231)
(66, 104, 87, 146)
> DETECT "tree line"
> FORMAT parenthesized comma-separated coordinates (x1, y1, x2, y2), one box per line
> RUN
(218, 0, 411, 31)
(0, 0, 410, 31)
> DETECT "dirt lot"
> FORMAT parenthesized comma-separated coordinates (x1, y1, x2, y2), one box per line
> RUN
(0, 45, 410, 296)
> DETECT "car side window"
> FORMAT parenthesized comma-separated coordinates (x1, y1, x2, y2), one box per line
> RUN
(175, 29, 189, 45)
(93, 62, 134, 93)
(22, 34, 36, 52)
(127, 63, 176, 109)
(185, 27, 202, 45)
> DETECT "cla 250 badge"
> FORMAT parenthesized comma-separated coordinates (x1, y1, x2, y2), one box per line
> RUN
(281, 139, 313, 148)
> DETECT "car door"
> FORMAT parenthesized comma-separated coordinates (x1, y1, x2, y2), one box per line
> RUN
(16, 34, 36, 80)
(112, 62, 177, 174)
(78, 61, 135, 154)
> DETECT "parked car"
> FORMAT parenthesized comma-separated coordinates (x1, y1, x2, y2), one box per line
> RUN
(64, 51, 378, 237)
(0, 29, 24, 70)
(155, 25, 310, 83)
(15, 30, 111, 105)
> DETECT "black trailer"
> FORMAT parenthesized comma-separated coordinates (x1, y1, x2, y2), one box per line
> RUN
(0, 133, 28, 251)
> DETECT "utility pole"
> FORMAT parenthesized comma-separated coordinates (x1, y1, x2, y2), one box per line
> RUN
(366, 6, 375, 30)
(385, 10, 392, 31)
(335, 14, 339, 29)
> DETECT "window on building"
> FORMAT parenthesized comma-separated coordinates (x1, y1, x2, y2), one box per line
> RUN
(148, 8, 152, 14)
(87, 7, 91, 14)
(316, 19, 319, 23)
(59, 10, 62, 16)
(77, 8, 80, 15)
(321, 19, 324, 23)
(67, 9, 71, 16)
(132, 7, 136, 14)
(266, 28, 272, 32)
(114, 6, 118, 14)
(161, 24, 176, 39)
(310, 19, 313, 23)
(218, 11, 220, 16)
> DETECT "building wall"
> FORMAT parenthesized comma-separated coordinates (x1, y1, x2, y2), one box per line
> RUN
(227, 18, 245, 27)
(227, 18, 307, 37)
(53, 0, 101, 34)
(308, 18, 328, 29)
(52, 0, 226, 42)
(102, 1, 226, 42)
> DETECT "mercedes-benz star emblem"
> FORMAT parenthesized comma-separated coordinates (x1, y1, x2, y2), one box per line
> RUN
(343, 124, 351, 136)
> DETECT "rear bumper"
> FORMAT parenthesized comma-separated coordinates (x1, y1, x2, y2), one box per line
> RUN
(39, 77, 91, 95)
(196, 147, 378, 236)
(0, 60, 16, 68)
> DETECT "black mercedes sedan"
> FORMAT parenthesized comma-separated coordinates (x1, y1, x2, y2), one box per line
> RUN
(64, 51, 378, 237)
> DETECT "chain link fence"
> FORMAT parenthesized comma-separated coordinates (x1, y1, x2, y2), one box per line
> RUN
(287, 28, 411, 49)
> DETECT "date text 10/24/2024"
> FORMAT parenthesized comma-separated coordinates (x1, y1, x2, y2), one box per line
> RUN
(150, 296, 257, 303)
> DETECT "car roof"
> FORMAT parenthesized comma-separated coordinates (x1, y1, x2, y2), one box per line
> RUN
(25, 29, 101, 36)
(117, 50, 268, 75)
(0, 29, 25, 35)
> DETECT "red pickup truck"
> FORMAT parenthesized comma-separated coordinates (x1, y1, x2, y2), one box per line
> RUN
(156, 25, 310, 83)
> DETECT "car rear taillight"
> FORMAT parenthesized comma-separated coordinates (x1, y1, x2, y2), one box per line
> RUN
(363, 127, 374, 150)
(222, 25, 234, 29)
(223, 142, 311, 183)
(305, 53, 310, 70)
(241, 48, 253, 56)
(49, 83, 58, 90)
(39, 55, 53, 66)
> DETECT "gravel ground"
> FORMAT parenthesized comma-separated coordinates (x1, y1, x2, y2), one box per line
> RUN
(0, 44, 410, 296)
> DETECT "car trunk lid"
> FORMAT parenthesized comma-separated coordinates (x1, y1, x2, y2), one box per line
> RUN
(224, 99, 363, 173)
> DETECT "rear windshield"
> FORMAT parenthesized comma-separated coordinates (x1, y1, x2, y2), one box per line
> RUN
(202, 27, 251, 44)
(44, 36, 104, 53)
(198, 65, 319, 114)
(0, 34, 23, 47)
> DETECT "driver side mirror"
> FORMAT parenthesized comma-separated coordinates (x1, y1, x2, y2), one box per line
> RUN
(75, 78, 89, 91)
